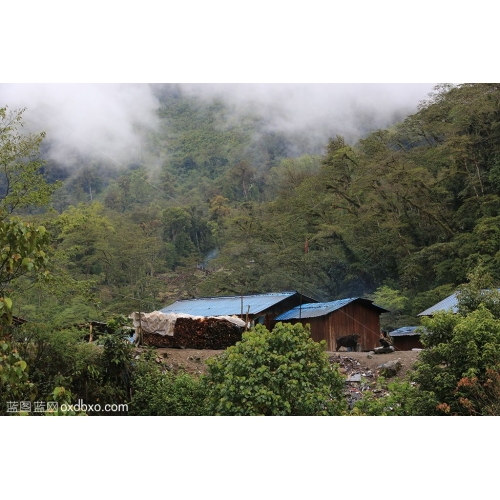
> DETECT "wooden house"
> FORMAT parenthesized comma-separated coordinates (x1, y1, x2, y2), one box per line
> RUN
(274, 297, 389, 351)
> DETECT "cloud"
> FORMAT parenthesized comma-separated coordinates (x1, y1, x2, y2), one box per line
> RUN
(0, 83, 160, 168)
(179, 83, 436, 144)
(0, 83, 436, 170)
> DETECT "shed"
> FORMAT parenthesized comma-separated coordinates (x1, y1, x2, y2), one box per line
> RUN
(389, 326, 425, 351)
(160, 291, 317, 331)
(274, 297, 389, 351)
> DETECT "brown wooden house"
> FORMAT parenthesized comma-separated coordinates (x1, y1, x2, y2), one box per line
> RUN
(274, 297, 389, 351)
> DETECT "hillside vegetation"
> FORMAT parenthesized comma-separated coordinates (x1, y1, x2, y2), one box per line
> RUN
(7, 83, 500, 331)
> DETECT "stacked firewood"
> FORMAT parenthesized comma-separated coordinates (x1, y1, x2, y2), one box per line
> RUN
(142, 316, 243, 349)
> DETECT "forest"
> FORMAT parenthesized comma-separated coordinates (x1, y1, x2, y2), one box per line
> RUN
(3, 82, 500, 416)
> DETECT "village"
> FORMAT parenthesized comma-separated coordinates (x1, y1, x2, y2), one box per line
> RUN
(120, 289, 462, 406)
(129, 289, 457, 352)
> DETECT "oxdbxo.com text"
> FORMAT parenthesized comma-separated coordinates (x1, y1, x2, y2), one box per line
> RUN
(61, 400, 128, 413)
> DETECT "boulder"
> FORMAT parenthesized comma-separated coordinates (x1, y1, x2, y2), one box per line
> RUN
(378, 359, 402, 377)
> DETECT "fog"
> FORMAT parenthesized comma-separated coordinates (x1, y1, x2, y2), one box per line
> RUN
(0, 83, 437, 169)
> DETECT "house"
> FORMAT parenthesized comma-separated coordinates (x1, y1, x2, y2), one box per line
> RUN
(274, 297, 389, 351)
(159, 291, 317, 331)
(389, 326, 425, 351)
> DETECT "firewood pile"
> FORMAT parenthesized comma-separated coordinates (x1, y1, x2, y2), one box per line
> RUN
(130, 311, 245, 349)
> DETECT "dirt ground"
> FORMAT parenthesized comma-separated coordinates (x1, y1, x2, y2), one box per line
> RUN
(328, 350, 421, 379)
(145, 347, 422, 379)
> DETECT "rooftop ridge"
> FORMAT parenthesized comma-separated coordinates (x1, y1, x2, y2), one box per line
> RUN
(170, 291, 298, 302)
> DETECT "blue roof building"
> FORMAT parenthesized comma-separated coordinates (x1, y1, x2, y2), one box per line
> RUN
(275, 297, 389, 351)
(160, 291, 317, 330)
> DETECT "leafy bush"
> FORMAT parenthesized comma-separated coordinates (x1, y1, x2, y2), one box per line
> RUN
(0, 337, 35, 414)
(352, 377, 436, 416)
(413, 305, 500, 414)
(130, 350, 207, 416)
(203, 322, 347, 416)
(10, 316, 134, 413)
(355, 267, 500, 416)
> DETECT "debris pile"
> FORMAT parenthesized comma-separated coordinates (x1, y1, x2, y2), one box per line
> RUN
(328, 354, 378, 407)
(328, 354, 407, 408)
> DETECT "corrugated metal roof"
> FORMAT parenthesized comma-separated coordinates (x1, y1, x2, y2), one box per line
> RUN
(390, 326, 426, 337)
(418, 289, 500, 316)
(160, 291, 302, 317)
(275, 297, 388, 321)
(417, 293, 458, 316)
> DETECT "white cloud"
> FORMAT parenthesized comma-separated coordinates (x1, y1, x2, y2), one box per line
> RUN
(0, 82, 436, 169)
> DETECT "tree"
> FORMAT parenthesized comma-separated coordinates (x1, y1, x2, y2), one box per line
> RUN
(55, 202, 114, 279)
(404, 267, 500, 415)
(369, 285, 411, 330)
(0, 106, 59, 217)
(203, 322, 347, 416)
(0, 335, 35, 414)
(0, 219, 50, 299)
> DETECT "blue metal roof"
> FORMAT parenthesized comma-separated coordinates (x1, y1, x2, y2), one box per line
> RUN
(418, 293, 458, 316)
(160, 291, 302, 317)
(275, 297, 388, 321)
(418, 289, 500, 316)
(389, 326, 426, 337)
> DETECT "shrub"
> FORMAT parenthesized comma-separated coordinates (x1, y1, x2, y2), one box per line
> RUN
(129, 351, 207, 416)
(203, 322, 347, 416)
(413, 305, 500, 414)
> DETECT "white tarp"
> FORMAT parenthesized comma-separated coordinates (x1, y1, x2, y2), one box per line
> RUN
(129, 311, 245, 337)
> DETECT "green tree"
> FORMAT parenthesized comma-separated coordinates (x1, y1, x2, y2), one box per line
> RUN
(370, 285, 412, 330)
(400, 267, 500, 415)
(203, 322, 347, 416)
(0, 106, 59, 217)
(55, 202, 114, 279)
(414, 306, 500, 415)
(0, 335, 35, 414)
(0, 219, 50, 300)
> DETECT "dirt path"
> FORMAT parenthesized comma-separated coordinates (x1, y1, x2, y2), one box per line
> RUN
(144, 347, 421, 379)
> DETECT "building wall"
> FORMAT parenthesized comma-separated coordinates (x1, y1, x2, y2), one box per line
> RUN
(393, 336, 423, 351)
(260, 294, 317, 330)
(284, 303, 382, 351)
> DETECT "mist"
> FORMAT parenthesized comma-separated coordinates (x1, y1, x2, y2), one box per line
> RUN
(179, 83, 437, 144)
(0, 83, 437, 169)
(0, 83, 160, 169)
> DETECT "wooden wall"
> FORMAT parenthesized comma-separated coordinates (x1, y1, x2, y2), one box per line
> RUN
(285, 303, 382, 351)
(258, 294, 317, 330)
(393, 336, 423, 351)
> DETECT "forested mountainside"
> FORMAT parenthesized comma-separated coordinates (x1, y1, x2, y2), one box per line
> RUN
(4, 83, 500, 330)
